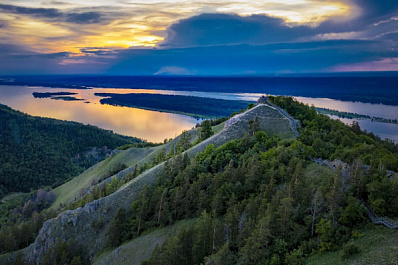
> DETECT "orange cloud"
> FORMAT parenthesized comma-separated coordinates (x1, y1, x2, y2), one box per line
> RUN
(0, 1, 357, 53)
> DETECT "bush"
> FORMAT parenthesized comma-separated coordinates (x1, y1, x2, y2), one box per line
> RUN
(339, 243, 360, 260)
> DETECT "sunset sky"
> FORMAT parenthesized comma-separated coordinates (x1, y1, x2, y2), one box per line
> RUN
(0, 0, 397, 75)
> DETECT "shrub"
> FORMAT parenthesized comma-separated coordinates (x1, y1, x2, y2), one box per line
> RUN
(339, 243, 360, 260)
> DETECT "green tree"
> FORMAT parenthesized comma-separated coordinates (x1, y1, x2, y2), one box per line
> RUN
(200, 120, 214, 141)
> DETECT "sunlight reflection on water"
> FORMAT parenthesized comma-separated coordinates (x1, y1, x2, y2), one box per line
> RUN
(0, 86, 199, 142)
(1, 85, 397, 142)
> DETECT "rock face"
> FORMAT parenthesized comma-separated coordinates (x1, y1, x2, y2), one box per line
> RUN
(24, 104, 295, 264)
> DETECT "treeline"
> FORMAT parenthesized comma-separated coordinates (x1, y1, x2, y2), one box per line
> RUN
(0, 104, 143, 196)
(316, 107, 398, 125)
(96, 93, 251, 119)
(105, 97, 398, 264)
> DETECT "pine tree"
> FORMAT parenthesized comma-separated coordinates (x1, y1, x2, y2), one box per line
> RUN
(200, 120, 214, 141)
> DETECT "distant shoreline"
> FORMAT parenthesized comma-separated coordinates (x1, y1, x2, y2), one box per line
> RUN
(316, 107, 398, 125)
(1, 75, 398, 106)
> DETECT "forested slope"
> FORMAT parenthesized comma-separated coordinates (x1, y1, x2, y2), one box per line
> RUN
(3, 98, 398, 265)
(19, 103, 293, 264)
(106, 97, 398, 265)
(0, 104, 143, 196)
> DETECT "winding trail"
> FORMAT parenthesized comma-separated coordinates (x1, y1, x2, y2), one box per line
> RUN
(363, 202, 398, 229)
(309, 156, 398, 229)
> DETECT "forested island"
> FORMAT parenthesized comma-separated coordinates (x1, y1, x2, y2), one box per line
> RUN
(32, 92, 77, 98)
(33, 92, 84, 101)
(316, 107, 398, 125)
(96, 93, 252, 118)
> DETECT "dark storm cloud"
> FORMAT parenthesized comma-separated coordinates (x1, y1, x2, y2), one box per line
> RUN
(0, 44, 37, 56)
(0, 4, 62, 18)
(66, 12, 103, 24)
(0, 4, 104, 24)
(162, 0, 398, 48)
(1, 38, 397, 75)
(106, 39, 396, 75)
(162, 13, 316, 47)
(1, 1, 397, 75)
(80, 47, 116, 56)
(350, 0, 398, 19)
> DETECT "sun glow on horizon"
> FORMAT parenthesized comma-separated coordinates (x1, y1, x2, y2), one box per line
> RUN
(0, 0, 358, 53)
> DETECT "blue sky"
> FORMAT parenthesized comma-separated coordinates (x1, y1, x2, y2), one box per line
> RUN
(0, 0, 397, 75)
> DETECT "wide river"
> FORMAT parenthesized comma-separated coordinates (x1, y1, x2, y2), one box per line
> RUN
(1, 85, 398, 142)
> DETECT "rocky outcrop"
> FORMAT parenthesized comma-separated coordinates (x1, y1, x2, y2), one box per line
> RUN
(23, 104, 295, 264)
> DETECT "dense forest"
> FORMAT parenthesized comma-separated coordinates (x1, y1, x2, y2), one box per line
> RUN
(0, 114, 218, 257)
(0, 104, 143, 196)
(96, 93, 251, 118)
(101, 96, 398, 265)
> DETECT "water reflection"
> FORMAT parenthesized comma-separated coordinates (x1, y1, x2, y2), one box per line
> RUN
(295, 97, 398, 120)
(1, 85, 397, 143)
(330, 116, 398, 142)
(0, 86, 198, 142)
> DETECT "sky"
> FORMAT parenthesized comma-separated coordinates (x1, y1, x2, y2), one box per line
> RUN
(0, 0, 397, 75)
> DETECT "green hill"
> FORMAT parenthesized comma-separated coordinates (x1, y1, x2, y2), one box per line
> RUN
(3, 98, 398, 265)
(93, 220, 194, 265)
(0, 104, 143, 196)
(51, 146, 160, 209)
(20, 103, 295, 264)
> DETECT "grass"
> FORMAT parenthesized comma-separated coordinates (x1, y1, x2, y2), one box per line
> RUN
(51, 122, 214, 210)
(212, 122, 225, 135)
(51, 147, 158, 209)
(92, 220, 194, 265)
(306, 225, 398, 265)
(20, 104, 300, 263)
(304, 163, 335, 186)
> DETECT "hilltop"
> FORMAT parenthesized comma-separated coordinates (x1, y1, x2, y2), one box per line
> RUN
(18, 102, 295, 263)
(2, 97, 398, 265)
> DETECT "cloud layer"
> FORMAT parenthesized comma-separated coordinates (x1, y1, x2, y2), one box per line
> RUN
(0, 0, 397, 74)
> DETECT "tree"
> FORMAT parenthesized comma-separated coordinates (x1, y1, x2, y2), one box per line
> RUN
(200, 120, 214, 141)
(308, 189, 324, 237)
(248, 116, 260, 136)
(351, 121, 361, 135)
(107, 207, 127, 247)
(339, 196, 366, 228)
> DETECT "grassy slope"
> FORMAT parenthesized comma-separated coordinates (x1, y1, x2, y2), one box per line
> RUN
(51, 147, 158, 209)
(52, 104, 291, 212)
(306, 226, 398, 265)
(22, 104, 295, 263)
(51, 123, 206, 210)
(93, 220, 193, 265)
